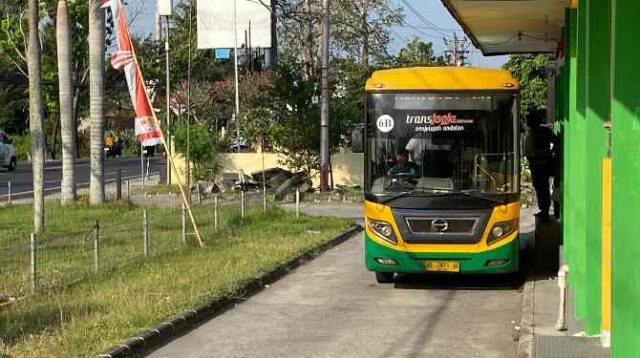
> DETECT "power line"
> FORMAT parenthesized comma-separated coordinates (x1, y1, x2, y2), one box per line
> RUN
(403, 23, 461, 33)
(397, 0, 449, 37)
(390, 27, 412, 44)
(396, 24, 446, 40)
(395, 26, 448, 48)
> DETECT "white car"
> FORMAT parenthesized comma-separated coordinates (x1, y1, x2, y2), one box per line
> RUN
(0, 130, 17, 172)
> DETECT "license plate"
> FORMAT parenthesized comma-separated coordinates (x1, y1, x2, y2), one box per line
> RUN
(426, 260, 460, 272)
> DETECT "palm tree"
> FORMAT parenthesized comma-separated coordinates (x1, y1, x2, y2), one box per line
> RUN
(27, 0, 45, 232)
(57, 0, 76, 204)
(88, 0, 105, 204)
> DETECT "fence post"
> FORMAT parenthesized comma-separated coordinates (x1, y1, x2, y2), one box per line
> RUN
(181, 204, 187, 244)
(262, 182, 267, 214)
(214, 194, 219, 232)
(143, 209, 149, 257)
(93, 220, 100, 273)
(7, 181, 11, 204)
(241, 190, 245, 218)
(295, 187, 300, 219)
(197, 184, 202, 205)
(141, 145, 145, 189)
(126, 179, 130, 200)
(30, 233, 36, 293)
(116, 169, 122, 200)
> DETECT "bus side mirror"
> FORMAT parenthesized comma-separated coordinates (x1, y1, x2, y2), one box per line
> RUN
(351, 126, 364, 153)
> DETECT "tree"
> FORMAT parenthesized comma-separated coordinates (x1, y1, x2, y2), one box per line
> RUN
(173, 123, 220, 182)
(57, 0, 77, 204)
(331, 0, 404, 69)
(265, 59, 356, 174)
(266, 60, 320, 173)
(277, 0, 403, 74)
(0, 2, 31, 135)
(503, 54, 549, 118)
(88, 0, 105, 204)
(239, 106, 273, 150)
(0, 0, 90, 159)
(396, 37, 444, 67)
(27, 0, 45, 232)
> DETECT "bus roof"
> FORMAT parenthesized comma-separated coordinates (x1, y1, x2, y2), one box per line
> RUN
(365, 67, 519, 92)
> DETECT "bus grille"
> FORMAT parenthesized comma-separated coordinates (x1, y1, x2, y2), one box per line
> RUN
(406, 218, 477, 235)
(392, 209, 492, 244)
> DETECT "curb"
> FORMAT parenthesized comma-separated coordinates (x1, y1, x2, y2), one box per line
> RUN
(517, 276, 535, 358)
(98, 224, 364, 358)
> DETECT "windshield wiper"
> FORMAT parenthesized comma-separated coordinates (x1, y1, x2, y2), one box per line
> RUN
(379, 188, 510, 205)
(380, 189, 449, 204)
(415, 186, 510, 204)
(457, 191, 509, 205)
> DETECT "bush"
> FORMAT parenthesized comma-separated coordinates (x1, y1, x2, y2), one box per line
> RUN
(174, 123, 221, 181)
(12, 134, 31, 161)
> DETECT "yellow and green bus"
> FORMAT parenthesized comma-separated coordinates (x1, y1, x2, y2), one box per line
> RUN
(363, 67, 521, 283)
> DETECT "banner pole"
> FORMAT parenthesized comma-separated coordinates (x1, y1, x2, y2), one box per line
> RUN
(114, 0, 204, 247)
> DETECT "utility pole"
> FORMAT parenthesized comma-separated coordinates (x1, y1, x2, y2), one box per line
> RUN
(444, 33, 471, 67)
(305, 0, 315, 77)
(320, 0, 330, 191)
(269, 0, 278, 69)
(158, 0, 173, 185)
(233, 0, 241, 151)
(165, 16, 171, 185)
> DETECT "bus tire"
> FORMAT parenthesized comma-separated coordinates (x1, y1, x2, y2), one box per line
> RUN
(375, 271, 394, 284)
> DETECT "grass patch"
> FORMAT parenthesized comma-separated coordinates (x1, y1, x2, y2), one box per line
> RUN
(0, 200, 351, 356)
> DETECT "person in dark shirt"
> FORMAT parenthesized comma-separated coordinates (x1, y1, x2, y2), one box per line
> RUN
(524, 110, 556, 219)
(388, 149, 418, 178)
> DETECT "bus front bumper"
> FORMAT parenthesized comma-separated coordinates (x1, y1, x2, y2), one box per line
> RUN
(364, 234, 519, 274)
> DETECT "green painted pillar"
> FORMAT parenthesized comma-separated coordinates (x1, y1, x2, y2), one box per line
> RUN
(583, 0, 611, 336)
(565, 4, 588, 320)
(575, 0, 589, 320)
(562, 8, 573, 266)
(611, 0, 640, 355)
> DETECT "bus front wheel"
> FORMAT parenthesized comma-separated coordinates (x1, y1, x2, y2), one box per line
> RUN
(375, 271, 395, 284)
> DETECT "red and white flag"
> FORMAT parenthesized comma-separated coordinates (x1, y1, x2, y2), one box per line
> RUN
(100, 0, 111, 9)
(110, 50, 134, 69)
(108, 0, 162, 147)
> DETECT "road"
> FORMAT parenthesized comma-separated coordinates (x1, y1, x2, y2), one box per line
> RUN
(0, 156, 166, 201)
(150, 203, 532, 358)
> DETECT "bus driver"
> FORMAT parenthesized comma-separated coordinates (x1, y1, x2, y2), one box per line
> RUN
(388, 149, 418, 178)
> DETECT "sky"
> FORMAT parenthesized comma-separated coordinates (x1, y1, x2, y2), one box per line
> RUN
(130, 0, 508, 69)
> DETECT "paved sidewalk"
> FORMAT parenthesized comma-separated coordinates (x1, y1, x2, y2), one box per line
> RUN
(150, 203, 524, 358)
(521, 217, 610, 357)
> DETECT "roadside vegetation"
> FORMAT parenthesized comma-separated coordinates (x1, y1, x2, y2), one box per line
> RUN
(0, 200, 351, 356)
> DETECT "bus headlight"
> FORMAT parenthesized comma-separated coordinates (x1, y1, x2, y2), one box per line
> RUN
(487, 220, 518, 245)
(367, 219, 397, 245)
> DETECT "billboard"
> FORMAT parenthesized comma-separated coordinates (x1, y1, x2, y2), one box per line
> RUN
(157, 0, 173, 16)
(197, 0, 271, 49)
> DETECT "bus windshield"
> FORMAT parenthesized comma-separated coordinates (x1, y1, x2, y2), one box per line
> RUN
(365, 92, 519, 196)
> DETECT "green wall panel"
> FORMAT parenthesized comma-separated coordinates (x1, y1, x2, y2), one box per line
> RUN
(566, 6, 588, 320)
(611, 0, 640, 355)
(583, 0, 611, 335)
